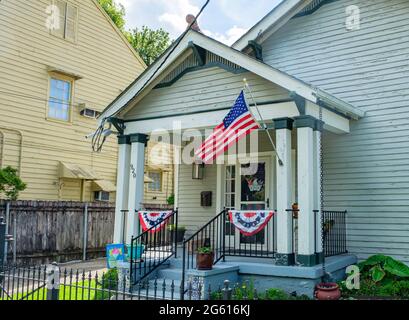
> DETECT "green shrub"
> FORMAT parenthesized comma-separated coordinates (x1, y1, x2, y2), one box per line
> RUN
(263, 288, 291, 300)
(197, 247, 213, 254)
(378, 281, 409, 298)
(101, 268, 118, 290)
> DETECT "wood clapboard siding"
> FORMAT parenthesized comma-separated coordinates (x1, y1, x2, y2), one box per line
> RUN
(177, 162, 218, 234)
(263, 0, 409, 263)
(124, 66, 289, 119)
(0, 0, 147, 202)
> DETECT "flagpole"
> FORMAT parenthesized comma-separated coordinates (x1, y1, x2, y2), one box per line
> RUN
(243, 78, 284, 166)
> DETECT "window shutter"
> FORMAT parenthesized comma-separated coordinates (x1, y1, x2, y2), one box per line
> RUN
(51, 0, 66, 38)
(65, 4, 78, 42)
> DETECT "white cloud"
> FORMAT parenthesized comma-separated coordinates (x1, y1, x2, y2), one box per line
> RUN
(203, 25, 249, 46)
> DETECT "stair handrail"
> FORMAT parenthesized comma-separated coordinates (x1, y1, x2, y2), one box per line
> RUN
(130, 208, 178, 285)
(180, 209, 226, 300)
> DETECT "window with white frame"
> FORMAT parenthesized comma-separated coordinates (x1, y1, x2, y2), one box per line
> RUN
(48, 76, 72, 121)
(51, 0, 78, 42)
(147, 171, 162, 192)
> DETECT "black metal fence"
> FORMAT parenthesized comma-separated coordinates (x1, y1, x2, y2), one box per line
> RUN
(0, 263, 210, 301)
(323, 210, 348, 257)
(130, 210, 178, 286)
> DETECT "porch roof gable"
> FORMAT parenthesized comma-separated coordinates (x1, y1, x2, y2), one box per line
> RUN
(98, 29, 364, 122)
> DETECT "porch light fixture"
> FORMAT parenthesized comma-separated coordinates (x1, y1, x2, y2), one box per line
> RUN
(192, 162, 205, 180)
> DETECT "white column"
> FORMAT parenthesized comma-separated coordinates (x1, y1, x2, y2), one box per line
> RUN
(274, 118, 295, 265)
(126, 133, 148, 244)
(113, 136, 131, 243)
(313, 121, 324, 261)
(295, 116, 316, 266)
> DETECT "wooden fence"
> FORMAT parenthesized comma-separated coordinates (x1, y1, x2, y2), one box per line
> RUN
(0, 200, 115, 265)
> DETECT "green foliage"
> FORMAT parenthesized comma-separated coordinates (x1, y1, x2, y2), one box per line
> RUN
(126, 26, 171, 66)
(340, 255, 409, 299)
(197, 247, 213, 254)
(167, 194, 175, 205)
(98, 0, 126, 31)
(0, 166, 26, 200)
(101, 268, 118, 290)
(211, 279, 310, 301)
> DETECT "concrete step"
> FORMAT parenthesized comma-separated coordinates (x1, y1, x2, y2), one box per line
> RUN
(157, 268, 183, 280)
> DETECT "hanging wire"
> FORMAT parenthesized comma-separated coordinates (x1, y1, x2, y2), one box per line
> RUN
(243, 79, 284, 166)
(91, 0, 211, 152)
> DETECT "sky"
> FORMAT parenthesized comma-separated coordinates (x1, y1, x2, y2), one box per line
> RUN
(117, 0, 283, 45)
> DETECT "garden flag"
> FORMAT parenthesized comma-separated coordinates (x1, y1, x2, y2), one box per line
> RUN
(138, 211, 172, 233)
(229, 210, 275, 236)
(195, 91, 260, 164)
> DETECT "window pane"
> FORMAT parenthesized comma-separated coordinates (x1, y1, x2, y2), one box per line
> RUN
(65, 4, 77, 41)
(52, 0, 66, 38)
(65, 18, 76, 42)
(48, 78, 71, 121)
(148, 172, 162, 191)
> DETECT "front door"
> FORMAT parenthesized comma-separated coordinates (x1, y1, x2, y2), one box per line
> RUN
(223, 157, 273, 255)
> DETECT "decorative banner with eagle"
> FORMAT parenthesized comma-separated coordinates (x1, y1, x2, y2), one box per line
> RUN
(138, 211, 173, 233)
(229, 210, 275, 236)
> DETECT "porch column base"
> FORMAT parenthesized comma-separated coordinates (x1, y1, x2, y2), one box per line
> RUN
(316, 252, 324, 265)
(297, 254, 318, 267)
(275, 253, 295, 266)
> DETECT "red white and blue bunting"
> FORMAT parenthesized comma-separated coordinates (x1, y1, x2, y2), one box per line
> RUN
(138, 211, 173, 233)
(229, 210, 275, 236)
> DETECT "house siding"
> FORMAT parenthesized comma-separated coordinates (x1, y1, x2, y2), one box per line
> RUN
(0, 0, 147, 202)
(263, 0, 409, 262)
(177, 162, 218, 234)
(124, 65, 289, 119)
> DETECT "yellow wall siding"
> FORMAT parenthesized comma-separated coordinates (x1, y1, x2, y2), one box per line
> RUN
(0, 0, 149, 202)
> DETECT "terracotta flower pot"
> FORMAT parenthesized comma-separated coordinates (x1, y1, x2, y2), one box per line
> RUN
(196, 253, 214, 270)
(315, 283, 341, 300)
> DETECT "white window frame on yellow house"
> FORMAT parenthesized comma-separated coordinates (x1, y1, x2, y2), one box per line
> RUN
(50, 0, 79, 43)
(146, 171, 163, 192)
(46, 72, 75, 123)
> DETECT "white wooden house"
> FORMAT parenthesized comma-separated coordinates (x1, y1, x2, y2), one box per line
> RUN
(97, 0, 409, 297)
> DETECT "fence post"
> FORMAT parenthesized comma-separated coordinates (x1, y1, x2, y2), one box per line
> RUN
(222, 280, 232, 300)
(46, 262, 60, 300)
(83, 203, 89, 261)
(0, 217, 6, 267)
(3, 202, 10, 264)
(12, 213, 16, 264)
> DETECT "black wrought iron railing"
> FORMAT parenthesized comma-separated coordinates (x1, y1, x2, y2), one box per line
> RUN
(322, 210, 348, 257)
(130, 209, 178, 285)
(180, 209, 278, 299)
(181, 209, 226, 299)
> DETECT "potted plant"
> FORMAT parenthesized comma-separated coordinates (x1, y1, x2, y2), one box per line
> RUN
(292, 202, 299, 219)
(168, 224, 186, 243)
(196, 246, 214, 270)
(315, 282, 341, 300)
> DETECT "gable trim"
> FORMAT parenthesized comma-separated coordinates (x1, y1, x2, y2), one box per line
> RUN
(154, 62, 247, 89)
(293, 0, 340, 18)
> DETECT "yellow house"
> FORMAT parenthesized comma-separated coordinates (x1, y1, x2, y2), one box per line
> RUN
(0, 0, 173, 205)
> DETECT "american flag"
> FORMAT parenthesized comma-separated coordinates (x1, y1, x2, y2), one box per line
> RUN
(195, 91, 260, 164)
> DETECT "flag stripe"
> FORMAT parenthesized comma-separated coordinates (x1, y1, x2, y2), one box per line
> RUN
(198, 114, 256, 159)
(195, 113, 253, 156)
(201, 117, 259, 162)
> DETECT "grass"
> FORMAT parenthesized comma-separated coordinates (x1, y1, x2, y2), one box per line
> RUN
(0, 280, 113, 301)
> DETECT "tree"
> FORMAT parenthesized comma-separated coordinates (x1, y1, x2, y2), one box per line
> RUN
(127, 26, 171, 66)
(98, 0, 126, 31)
(0, 166, 27, 201)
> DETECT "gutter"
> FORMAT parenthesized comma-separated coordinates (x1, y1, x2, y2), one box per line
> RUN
(315, 88, 365, 120)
